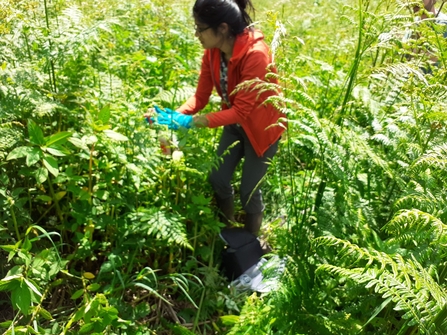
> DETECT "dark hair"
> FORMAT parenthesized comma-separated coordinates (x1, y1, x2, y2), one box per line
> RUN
(193, 0, 255, 36)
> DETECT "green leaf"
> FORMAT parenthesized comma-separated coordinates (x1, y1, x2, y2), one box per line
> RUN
(0, 245, 17, 253)
(83, 272, 95, 280)
(8, 251, 15, 262)
(26, 325, 39, 334)
(98, 105, 111, 124)
(100, 306, 119, 324)
(79, 323, 94, 334)
(6, 146, 34, 160)
(12, 281, 31, 315)
(45, 146, 69, 157)
(49, 262, 63, 277)
(38, 308, 53, 320)
(42, 156, 59, 177)
(28, 120, 45, 146)
(360, 297, 392, 330)
(54, 191, 66, 201)
(22, 237, 32, 252)
(84, 299, 100, 323)
(103, 130, 128, 141)
(6, 264, 22, 276)
(73, 306, 86, 322)
(94, 190, 109, 201)
(87, 283, 101, 292)
(44, 131, 72, 146)
(26, 148, 41, 167)
(71, 289, 84, 300)
(51, 279, 64, 287)
(95, 293, 107, 305)
(0, 173, 9, 186)
(0, 275, 21, 292)
(100, 262, 113, 273)
(220, 315, 240, 326)
(95, 125, 110, 131)
(4, 325, 27, 334)
(192, 194, 210, 206)
(85, 135, 98, 145)
(17, 250, 31, 267)
(35, 195, 52, 202)
(68, 137, 87, 149)
(24, 278, 42, 298)
(0, 321, 12, 328)
(35, 167, 48, 184)
(169, 324, 197, 335)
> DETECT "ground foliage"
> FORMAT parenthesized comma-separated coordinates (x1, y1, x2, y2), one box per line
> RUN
(1, 0, 447, 334)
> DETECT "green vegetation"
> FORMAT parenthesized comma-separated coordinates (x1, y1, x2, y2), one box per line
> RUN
(1, 0, 447, 334)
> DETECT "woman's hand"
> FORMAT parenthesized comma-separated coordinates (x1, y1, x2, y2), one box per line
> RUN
(149, 106, 193, 130)
(193, 114, 209, 128)
(146, 106, 209, 129)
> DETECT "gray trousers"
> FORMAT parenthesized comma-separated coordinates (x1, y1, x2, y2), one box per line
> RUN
(209, 124, 279, 214)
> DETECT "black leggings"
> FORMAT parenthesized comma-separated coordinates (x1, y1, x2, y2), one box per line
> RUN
(209, 124, 279, 214)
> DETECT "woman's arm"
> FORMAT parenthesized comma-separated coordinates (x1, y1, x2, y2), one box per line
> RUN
(178, 51, 214, 115)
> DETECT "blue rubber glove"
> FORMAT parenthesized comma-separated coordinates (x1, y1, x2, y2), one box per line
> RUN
(153, 106, 193, 130)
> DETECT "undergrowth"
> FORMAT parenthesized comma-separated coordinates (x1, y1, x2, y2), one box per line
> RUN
(1, 0, 447, 334)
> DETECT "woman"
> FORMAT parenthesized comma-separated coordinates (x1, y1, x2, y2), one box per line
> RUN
(405, 0, 447, 68)
(151, 0, 285, 235)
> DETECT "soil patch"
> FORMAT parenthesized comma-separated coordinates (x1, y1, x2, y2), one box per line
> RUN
(0, 292, 14, 322)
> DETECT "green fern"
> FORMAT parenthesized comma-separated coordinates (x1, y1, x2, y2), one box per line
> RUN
(133, 207, 192, 250)
(384, 209, 447, 241)
(411, 144, 447, 177)
(394, 188, 445, 217)
(0, 122, 23, 155)
(315, 234, 447, 334)
(155, 86, 197, 107)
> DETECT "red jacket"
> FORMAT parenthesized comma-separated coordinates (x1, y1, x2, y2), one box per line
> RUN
(178, 29, 285, 157)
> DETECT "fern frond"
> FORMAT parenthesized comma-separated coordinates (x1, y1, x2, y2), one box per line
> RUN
(285, 88, 316, 108)
(134, 207, 192, 250)
(394, 191, 443, 215)
(316, 236, 447, 334)
(61, 6, 84, 26)
(371, 62, 427, 106)
(314, 236, 376, 266)
(154, 86, 196, 107)
(263, 93, 314, 113)
(332, 121, 395, 178)
(422, 83, 447, 100)
(371, 133, 393, 146)
(0, 123, 23, 152)
(35, 101, 62, 117)
(231, 78, 282, 98)
(383, 209, 447, 245)
(411, 144, 447, 176)
(403, 142, 424, 162)
(97, 72, 123, 101)
(384, 14, 413, 23)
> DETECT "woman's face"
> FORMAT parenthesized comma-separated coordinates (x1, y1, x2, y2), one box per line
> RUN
(194, 20, 224, 49)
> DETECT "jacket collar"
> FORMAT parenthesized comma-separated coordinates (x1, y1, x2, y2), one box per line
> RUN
(230, 28, 264, 63)
(209, 28, 264, 64)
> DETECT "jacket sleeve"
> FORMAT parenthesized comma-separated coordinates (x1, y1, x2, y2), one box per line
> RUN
(178, 51, 214, 115)
(206, 47, 272, 128)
